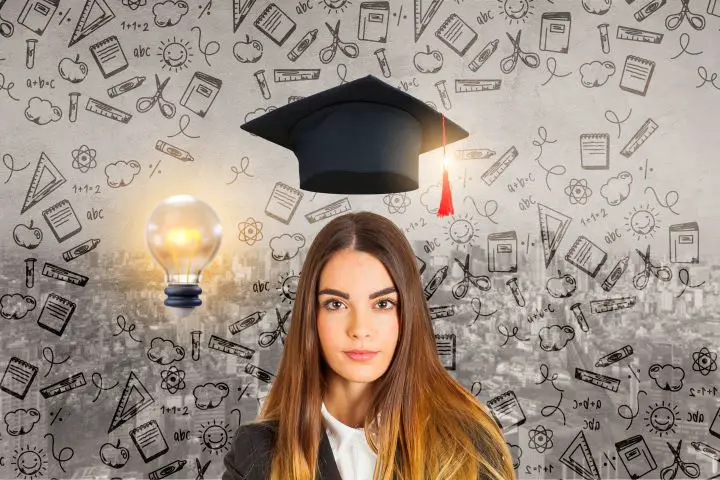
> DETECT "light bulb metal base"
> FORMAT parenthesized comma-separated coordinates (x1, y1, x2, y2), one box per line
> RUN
(164, 284, 202, 308)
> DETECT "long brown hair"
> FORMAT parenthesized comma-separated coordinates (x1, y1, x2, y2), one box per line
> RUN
(249, 211, 515, 480)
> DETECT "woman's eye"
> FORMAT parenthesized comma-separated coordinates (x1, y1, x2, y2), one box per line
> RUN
(377, 299, 396, 309)
(323, 299, 344, 310)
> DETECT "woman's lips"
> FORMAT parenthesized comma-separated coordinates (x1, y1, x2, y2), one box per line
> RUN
(344, 351, 378, 361)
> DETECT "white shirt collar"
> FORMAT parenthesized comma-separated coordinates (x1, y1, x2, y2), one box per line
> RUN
(321, 401, 370, 454)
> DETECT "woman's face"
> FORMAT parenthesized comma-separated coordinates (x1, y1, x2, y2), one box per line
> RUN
(316, 248, 400, 386)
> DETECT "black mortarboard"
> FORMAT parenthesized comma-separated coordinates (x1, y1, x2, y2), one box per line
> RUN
(240, 75, 469, 197)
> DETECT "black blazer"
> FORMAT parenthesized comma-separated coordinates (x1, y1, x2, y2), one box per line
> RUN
(222, 420, 343, 480)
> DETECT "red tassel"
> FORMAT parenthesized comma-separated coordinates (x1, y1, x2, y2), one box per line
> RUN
(437, 113, 454, 217)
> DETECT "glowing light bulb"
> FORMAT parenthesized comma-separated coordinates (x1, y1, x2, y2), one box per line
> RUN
(145, 194, 222, 313)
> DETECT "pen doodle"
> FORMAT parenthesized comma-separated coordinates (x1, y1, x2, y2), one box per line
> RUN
(677, 268, 706, 297)
(91, 372, 119, 402)
(540, 57, 572, 87)
(226, 157, 254, 184)
(168, 113, 200, 139)
(2, 153, 29, 184)
(463, 196, 498, 224)
(0, 72, 19, 101)
(41, 346, 70, 377)
(644, 186, 680, 215)
(497, 323, 530, 346)
(113, 314, 142, 343)
(670, 32, 702, 59)
(696, 66, 720, 90)
(532, 126, 565, 190)
(535, 363, 567, 425)
(192, 26, 220, 67)
(604, 108, 632, 139)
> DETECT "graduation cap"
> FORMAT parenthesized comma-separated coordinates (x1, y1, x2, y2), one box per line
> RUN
(240, 74, 469, 216)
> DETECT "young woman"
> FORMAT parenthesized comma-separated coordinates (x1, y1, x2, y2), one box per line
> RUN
(222, 211, 514, 480)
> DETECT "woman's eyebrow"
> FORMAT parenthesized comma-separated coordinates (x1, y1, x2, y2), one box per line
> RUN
(317, 286, 397, 299)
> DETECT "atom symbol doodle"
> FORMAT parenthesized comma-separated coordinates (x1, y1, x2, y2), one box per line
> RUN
(564, 178, 592, 205)
(383, 192, 411, 214)
(691, 346, 718, 376)
(160, 365, 186, 394)
(237, 217, 264, 246)
(528, 424, 554, 453)
(71, 145, 97, 173)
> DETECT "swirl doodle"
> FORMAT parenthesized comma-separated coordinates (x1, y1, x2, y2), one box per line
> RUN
(168, 113, 200, 139)
(618, 389, 648, 430)
(91, 372, 119, 402)
(226, 156, 254, 184)
(540, 57, 572, 87)
(112, 314, 142, 343)
(535, 363, 567, 425)
(463, 196, 498, 224)
(2, 153, 30, 184)
(532, 126, 565, 191)
(497, 323, 530, 346)
(337, 63, 348, 84)
(670, 33, 703, 60)
(41, 346, 71, 378)
(677, 268, 706, 297)
(604, 107, 632, 139)
(645, 186, 680, 215)
(696, 66, 720, 90)
(468, 297, 497, 326)
(44, 433, 74, 472)
(192, 26, 220, 67)
(0, 72, 19, 101)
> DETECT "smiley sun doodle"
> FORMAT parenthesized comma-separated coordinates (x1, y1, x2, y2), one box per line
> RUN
(10, 445, 48, 480)
(624, 204, 661, 240)
(198, 419, 233, 455)
(158, 37, 193, 72)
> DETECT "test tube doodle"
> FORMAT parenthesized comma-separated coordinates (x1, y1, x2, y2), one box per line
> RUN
(254, 70, 271, 100)
(69, 92, 80, 123)
(598, 24, 610, 54)
(434, 80, 451, 109)
(26, 39, 37, 69)
(374, 48, 392, 78)
(25, 258, 36, 288)
(191, 331, 201, 361)
(571, 302, 589, 332)
(506, 277, 525, 307)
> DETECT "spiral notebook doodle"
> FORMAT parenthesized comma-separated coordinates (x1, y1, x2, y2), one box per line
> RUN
(435, 13, 477, 56)
(0, 357, 38, 400)
(37, 293, 76, 337)
(89, 35, 128, 78)
(435, 333, 456, 370)
(580, 133, 610, 169)
(566, 235, 607, 278)
(43, 199, 82, 243)
(130, 419, 169, 463)
(619, 55, 655, 96)
(487, 390, 526, 431)
(254, 3, 296, 46)
(265, 182, 303, 224)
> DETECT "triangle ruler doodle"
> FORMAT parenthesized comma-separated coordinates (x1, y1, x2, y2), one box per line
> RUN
(233, 0, 257, 34)
(21, 152, 66, 215)
(538, 203, 572, 268)
(69, 0, 116, 47)
(414, 0, 444, 42)
(559, 430, 600, 480)
(108, 371, 155, 433)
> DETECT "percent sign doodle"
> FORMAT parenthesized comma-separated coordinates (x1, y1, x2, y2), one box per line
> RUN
(149, 160, 162, 177)
(198, 0, 211, 18)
